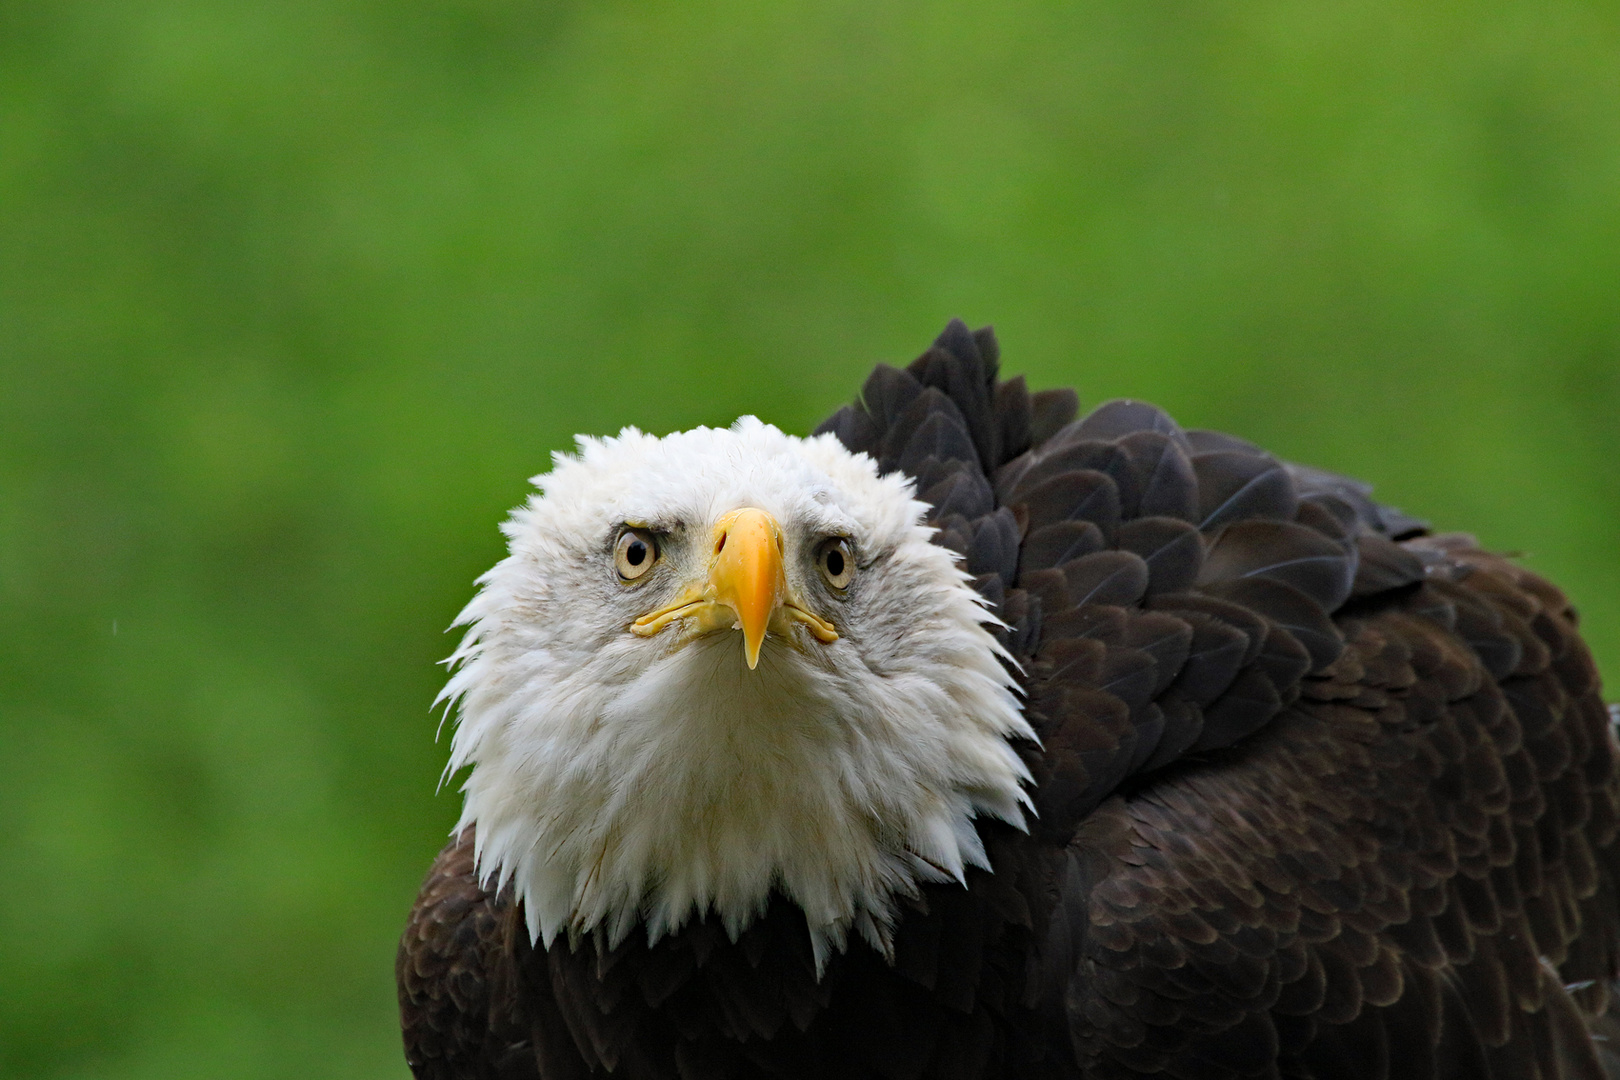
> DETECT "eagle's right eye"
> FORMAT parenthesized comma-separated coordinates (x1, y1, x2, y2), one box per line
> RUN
(614, 528, 660, 581)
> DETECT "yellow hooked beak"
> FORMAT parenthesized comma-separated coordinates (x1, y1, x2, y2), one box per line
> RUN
(709, 508, 782, 669)
(629, 507, 838, 669)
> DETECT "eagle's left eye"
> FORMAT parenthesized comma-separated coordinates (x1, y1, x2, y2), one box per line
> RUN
(816, 537, 855, 591)
(615, 528, 660, 581)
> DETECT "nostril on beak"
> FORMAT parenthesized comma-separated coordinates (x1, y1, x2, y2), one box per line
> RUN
(716, 533, 727, 555)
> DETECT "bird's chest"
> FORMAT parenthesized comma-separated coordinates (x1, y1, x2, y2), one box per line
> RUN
(516, 878, 1062, 1080)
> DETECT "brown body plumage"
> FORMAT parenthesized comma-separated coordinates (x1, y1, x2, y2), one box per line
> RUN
(398, 322, 1620, 1079)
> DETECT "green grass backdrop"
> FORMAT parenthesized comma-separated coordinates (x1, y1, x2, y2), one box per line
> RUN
(3, 2, 1618, 1076)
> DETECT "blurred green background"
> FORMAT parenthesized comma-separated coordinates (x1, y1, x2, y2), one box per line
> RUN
(3, 1, 1618, 1076)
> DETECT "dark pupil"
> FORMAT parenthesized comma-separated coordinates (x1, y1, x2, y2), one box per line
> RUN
(626, 539, 647, 566)
(825, 548, 845, 577)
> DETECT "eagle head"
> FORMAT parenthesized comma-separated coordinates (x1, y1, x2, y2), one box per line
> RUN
(438, 417, 1033, 969)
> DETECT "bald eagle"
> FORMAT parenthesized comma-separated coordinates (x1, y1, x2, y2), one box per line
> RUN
(397, 322, 1620, 1080)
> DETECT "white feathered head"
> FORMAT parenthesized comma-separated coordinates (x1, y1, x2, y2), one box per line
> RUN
(438, 417, 1032, 969)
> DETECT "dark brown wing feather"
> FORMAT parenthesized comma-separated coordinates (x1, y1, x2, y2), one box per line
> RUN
(398, 321, 1620, 1079)
(398, 831, 547, 1079)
